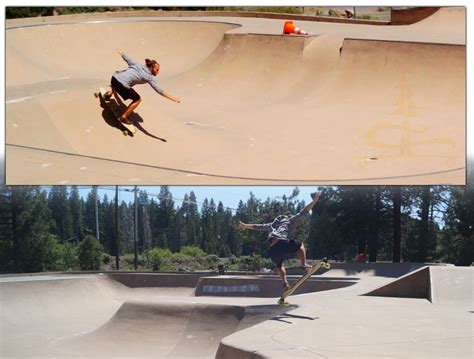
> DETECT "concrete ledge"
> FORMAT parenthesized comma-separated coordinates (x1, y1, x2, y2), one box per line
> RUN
(195, 275, 356, 297)
(6, 10, 390, 28)
(106, 272, 209, 288)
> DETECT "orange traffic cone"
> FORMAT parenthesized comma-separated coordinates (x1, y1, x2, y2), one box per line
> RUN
(283, 21, 308, 35)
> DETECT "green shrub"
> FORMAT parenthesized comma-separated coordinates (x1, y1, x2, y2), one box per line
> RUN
(356, 15, 380, 20)
(6, 7, 54, 19)
(239, 254, 272, 272)
(143, 247, 172, 270)
(52, 242, 79, 271)
(0, 240, 14, 272)
(77, 235, 103, 270)
(180, 245, 207, 257)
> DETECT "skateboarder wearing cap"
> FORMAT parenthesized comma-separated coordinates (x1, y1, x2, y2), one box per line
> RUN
(103, 51, 181, 124)
(239, 191, 321, 288)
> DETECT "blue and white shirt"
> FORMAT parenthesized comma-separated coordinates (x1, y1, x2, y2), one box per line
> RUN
(113, 53, 164, 95)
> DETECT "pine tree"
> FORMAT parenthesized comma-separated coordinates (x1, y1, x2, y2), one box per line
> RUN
(101, 194, 116, 254)
(183, 192, 200, 247)
(48, 186, 73, 243)
(69, 186, 84, 242)
(307, 187, 344, 260)
(442, 185, 474, 265)
(119, 201, 134, 254)
(84, 187, 98, 238)
(392, 186, 402, 262)
(9, 187, 56, 272)
(201, 198, 217, 253)
(403, 186, 438, 262)
(138, 190, 152, 251)
(150, 186, 176, 249)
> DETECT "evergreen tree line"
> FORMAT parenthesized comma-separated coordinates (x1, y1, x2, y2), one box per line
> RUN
(0, 185, 472, 273)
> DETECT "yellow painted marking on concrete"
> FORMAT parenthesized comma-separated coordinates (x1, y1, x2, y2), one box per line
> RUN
(362, 74, 456, 163)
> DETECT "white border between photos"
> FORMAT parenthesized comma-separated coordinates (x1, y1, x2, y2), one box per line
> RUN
(2, 0, 472, 184)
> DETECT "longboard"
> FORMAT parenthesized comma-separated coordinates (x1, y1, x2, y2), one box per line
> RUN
(278, 257, 331, 306)
(94, 87, 136, 136)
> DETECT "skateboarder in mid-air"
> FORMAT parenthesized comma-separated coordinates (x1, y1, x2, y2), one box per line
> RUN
(239, 191, 322, 289)
(104, 51, 181, 124)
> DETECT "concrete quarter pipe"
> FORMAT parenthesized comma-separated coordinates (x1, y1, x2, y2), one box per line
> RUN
(1, 264, 472, 358)
(5, 8, 466, 184)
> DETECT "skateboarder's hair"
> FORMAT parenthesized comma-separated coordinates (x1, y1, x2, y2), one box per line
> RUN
(145, 59, 159, 68)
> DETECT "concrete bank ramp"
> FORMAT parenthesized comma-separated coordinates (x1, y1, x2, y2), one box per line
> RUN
(0, 274, 294, 358)
(45, 302, 291, 358)
(365, 265, 473, 307)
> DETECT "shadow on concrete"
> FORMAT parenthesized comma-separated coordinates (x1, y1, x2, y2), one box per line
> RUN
(271, 313, 319, 324)
(97, 95, 134, 137)
(115, 96, 167, 142)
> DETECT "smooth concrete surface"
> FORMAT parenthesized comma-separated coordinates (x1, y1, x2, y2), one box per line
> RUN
(1, 263, 472, 358)
(5, 7, 465, 185)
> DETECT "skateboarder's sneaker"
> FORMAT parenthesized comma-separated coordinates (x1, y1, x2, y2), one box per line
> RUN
(283, 281, 290, 289)
(301, 263, 312, 272)
(120, 116, 133, 125)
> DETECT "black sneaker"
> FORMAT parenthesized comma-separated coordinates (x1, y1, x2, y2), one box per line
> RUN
(283, 281, 290, 289)
(120, 116, 133, 125)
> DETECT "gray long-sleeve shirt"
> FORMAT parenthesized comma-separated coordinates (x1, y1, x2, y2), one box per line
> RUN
(251, 207, 309, 243)
(113, 53, 164, 95)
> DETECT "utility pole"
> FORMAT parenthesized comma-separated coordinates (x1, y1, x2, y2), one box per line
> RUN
(115, 185, 119, 270)
(134, 186, 138, 271)
(94, 186, 100, 241)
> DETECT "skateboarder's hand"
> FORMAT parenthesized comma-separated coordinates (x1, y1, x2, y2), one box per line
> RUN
(311, 191, 321, 202)
(238, 220, 247, 230)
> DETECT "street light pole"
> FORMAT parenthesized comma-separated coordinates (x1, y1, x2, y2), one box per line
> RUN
(134, 186, 138, 271)
(115, 185, 119, 270)
(94, 186, 99, 241)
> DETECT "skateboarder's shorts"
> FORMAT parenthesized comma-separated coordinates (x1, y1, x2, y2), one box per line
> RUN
(269, 239, 302, 268)
(111, 76, 140, 102)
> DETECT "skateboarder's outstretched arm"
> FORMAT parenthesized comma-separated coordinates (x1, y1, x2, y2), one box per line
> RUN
(289, 191, 322, 224)
(304, 191, 321, 213)
(147, 78, 181, 103)
(118, 51, 138, 66)
(239, 220, 271, 231)
(161, 91, 181, 103)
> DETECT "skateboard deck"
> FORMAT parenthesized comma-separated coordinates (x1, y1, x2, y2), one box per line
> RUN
(94, 87, 136, 136)
(278, 258, 331, 306)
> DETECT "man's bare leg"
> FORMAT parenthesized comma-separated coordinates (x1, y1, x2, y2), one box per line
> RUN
(277, 265, 289, 287)
(298, 243, 311, 269)
(121, 98, 141, 122)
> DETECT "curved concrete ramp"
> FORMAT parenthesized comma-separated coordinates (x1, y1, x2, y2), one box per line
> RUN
(49, 301, 286, 358)
(0, 274, 292, 358)
(5, 11, 465, 184)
